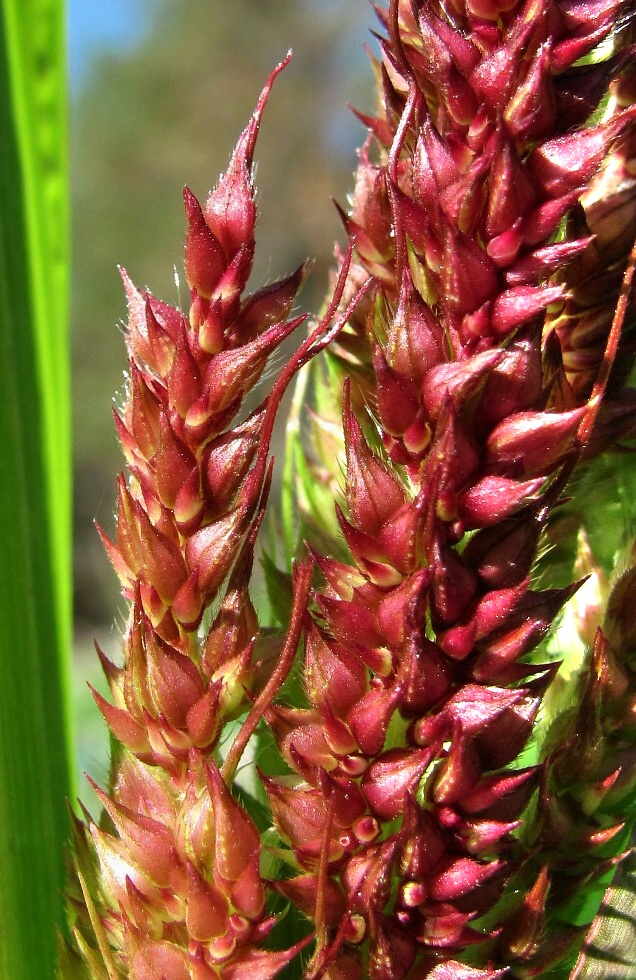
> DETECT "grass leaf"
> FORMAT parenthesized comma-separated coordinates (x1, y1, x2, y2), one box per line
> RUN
(0, 1, 72, 976)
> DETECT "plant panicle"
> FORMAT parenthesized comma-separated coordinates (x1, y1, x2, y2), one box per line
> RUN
(65, 3, 636, 978)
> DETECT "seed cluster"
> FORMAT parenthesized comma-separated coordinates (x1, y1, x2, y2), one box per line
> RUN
(65, 2, 636, 978)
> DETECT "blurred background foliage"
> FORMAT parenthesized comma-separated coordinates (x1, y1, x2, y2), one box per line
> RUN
(71, 0, 375, 796)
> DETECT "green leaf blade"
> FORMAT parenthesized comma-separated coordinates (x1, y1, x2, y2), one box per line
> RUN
(0, 2, 72, 977)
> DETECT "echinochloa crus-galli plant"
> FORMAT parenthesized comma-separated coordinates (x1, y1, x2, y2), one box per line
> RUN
(64, 1, 636, 978)
(62, 55, 369, 978)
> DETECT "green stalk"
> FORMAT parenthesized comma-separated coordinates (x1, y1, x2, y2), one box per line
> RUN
(0, 1, 72, 976)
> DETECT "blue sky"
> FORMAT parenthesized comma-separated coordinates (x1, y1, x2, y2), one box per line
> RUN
(67, 1, 376, 94)
(67, 0, 149, 91)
